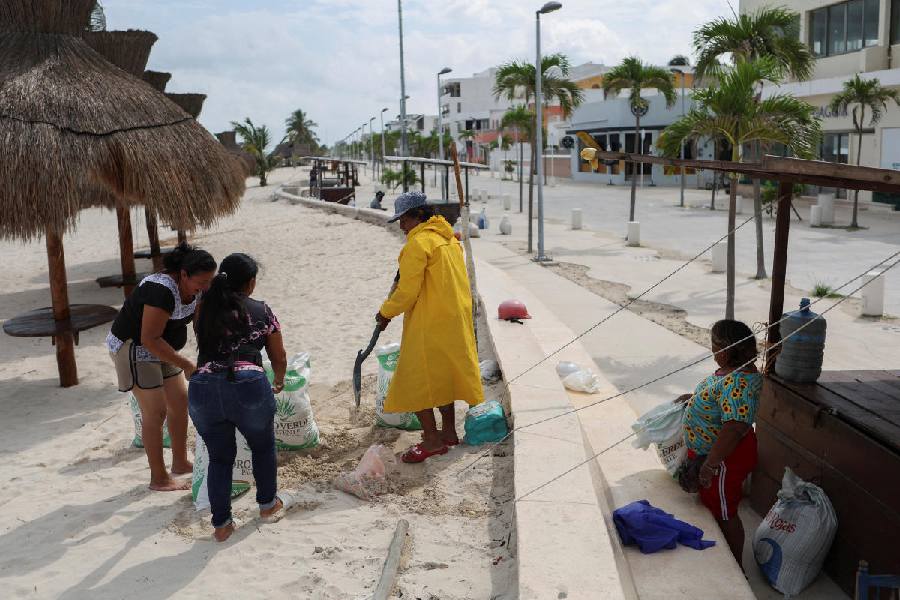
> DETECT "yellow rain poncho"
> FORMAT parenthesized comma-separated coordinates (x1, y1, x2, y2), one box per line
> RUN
(379, 215, 484, 413)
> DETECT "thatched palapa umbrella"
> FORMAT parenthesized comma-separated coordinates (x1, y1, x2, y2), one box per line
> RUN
(0, 0, 246, 387)
(217, 130, 256, 176)
(165, 92, 208, 245)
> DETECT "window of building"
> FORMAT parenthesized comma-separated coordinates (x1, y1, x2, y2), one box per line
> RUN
(891, 0, 900, 43)
(444, 82, 461, 98)
(457, 102, 461, 113)
(812, 0, 879, 57)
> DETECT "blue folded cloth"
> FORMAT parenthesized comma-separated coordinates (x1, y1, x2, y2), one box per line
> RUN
(613, 500, 716, 554)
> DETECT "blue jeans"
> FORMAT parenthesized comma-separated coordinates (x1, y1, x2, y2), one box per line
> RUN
(188, 370, 277, 528)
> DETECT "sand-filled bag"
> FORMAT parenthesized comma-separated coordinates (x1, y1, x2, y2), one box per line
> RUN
(191, 430, 253, 511)
(129, 394, 170, 448)
(375, 343, 421, 430)
(265, 353, 320, 450)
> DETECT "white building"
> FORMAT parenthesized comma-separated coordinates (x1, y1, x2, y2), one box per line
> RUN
(384, 113, 439, 135)
(741, 0, 900, 209)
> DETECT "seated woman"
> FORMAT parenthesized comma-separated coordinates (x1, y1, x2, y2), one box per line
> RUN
(107, 243, 217, 491)
(678, 319, 761, 568)
(189, 253, 289, 542)
(376, 192, 484, 463)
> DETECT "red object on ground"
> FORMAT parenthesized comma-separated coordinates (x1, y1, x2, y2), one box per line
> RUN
(401, 443, 449, 463)
(498, 299, 531, 321)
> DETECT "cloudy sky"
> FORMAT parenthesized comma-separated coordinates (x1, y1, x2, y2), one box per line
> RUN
(104, 0, 733, 147)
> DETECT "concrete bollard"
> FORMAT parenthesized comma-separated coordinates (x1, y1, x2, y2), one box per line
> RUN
(499, 215, 512, 235)
(502, 194, 511, 211)
(818, 193, 835, 225)
(626, 221, 640, 246)
(711, 242, 727, 273)
(572, 208, 583, 230)
(810, 205, 822, 227)
(861, 270, 885, 316)
(735, 195, 743, 215)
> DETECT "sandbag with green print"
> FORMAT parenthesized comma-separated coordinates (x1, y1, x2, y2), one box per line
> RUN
(265, 352, 320, 450)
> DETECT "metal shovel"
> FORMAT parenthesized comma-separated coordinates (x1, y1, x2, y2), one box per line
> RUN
(352, 325, 382, 409)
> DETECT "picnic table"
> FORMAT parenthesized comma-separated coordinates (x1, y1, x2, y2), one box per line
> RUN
(3, 304, 118, 344)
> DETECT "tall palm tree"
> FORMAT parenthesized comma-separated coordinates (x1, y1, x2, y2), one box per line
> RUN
(658, 59, 820, 319)
(603, 57, 677, 223)
(694, 6, 812, 279)
(284, 109, 319, 154)
(501, 105, 534, 214)
(494, 54, 584, 251)
(830, 75, 900, 229)
(232, 118, 277, 187)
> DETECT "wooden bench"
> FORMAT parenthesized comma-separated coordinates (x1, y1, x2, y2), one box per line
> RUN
(3, 304, 118, 345)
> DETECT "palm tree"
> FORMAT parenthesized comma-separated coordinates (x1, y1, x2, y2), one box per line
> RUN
(694, 6, 812, 279)
(658, 59, 821, 319)
(232, 118, 277, 187)
(494, 54, 584, 252)
(830, 75, 900, 228)
(603, 57, 676, 223)
(501, 105, 534, 214)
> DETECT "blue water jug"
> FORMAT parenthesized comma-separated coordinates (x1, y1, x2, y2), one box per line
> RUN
(463, 400, 508, 445)
(775, 298, 827, 383)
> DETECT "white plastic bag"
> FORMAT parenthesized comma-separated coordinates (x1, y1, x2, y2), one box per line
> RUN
(129, 394, 170, 448)
(753, 468, 837, 597)
(631, 401, 687, 476)
(191, 430, 254, 511)
(334, 444, 399, 500)
(556, 361, 603, 394)
(265, 353, 320, 450)
(374, 343, 421, 430)
(480, 359, 501, 383)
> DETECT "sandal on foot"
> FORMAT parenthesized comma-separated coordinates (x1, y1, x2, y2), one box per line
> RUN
(402, 443, 449, 464)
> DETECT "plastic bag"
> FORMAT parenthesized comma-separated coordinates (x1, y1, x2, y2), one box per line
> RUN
(191, 430, 253, 511)
(265, 353, 320, 450)
(631, 402, 687, 476)
(334, 444, 399, 500)
(129, 394, 170, 448)
(463, 400, 509, 445)
(556, 361, 604, 394)
(753, 468, 837, 597)
(480, 359, 501, 383)
(374, 343, 422, 430)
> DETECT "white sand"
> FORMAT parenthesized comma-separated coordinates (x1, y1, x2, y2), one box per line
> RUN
(0, 168, 516, 599)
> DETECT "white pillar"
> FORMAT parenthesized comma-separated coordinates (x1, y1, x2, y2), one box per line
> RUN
(502, 194, 511, 211)
(571, 208, 583, 230)
(711, 242, 727, 273)
(627, 221, 640, 246)
(818, 193, 835, 225)
(861, 270, 886, 316)
(735, 195, 743, 215)
(810, 205, 822, 227)
(499, 215, 512, 235)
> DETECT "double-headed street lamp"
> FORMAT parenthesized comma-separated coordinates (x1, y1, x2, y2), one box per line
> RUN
(437, 66, 452, 200)
(670, 67, 688, 208)
(534, 1, 562, 262)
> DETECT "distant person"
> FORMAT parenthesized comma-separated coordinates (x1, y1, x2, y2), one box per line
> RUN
(309, 165, 318, 190)
(106, 243, 217, 492)
(191, 253, 288, 542)
(375, 192, 484, 463)
(370, 190, 386, 210)
(675, 319, 761, 568)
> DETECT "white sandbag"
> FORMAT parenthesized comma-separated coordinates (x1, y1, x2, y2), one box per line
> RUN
(265, 353, 320, 450)
(479, 359, 501, 383)
(631, 401, 687, 476)
(374, 343, 421, 430)
(753, 468, 837, 597)
(556, 361, 603, 394)
(191, 430, 254, 511)
(129, 394, 170, 449)
(555, 361, 581, 378)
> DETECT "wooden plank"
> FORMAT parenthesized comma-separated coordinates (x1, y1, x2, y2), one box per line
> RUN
(766, 182, 793, 372)
(763, 155, 900, 187)
(817, 380, 900, 426)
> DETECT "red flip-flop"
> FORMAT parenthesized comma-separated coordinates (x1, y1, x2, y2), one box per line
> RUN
(402, 443, 449, 464)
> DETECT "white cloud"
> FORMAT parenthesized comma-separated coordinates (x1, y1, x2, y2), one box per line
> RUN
(102, 0, 731, 147)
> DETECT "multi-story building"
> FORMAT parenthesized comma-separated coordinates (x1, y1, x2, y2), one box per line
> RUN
(741, 0, 900, 208)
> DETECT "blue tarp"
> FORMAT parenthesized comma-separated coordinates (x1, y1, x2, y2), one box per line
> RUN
(613, 500, 716, 554)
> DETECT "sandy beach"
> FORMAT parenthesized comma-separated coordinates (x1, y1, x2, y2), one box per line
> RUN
(0, 168, 516, 599)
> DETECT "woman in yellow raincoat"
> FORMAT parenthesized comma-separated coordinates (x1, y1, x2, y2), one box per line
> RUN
(376, 192, 484, 463)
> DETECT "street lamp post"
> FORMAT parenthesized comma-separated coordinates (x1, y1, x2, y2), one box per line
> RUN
(437, 67, 452, 200)
(369, 117, 375, 177)
(534, 1, 562, 263)
(380, 107, 388, 183)
(397, 0, 409, 158)
(670, 67, 687, 208)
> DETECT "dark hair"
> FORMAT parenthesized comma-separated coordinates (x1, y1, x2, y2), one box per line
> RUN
(408, 204, 434, 222)
(163, 242, 217, 277)
(195, 253, 259, 356)
(711, 319, 758, 368)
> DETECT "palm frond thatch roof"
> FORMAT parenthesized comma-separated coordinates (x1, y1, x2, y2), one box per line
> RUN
(80, 30, 157, 76)
(0, 0, 245, 240)
(142, 70, 171, 92)
(217, 130, 257, 177)
(165, 93, 207, 119)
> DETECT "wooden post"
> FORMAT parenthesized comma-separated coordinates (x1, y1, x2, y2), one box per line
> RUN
(144, 208, 162, 272)
(177, 230, 187, 245)
(766, 180, 794, 371)
(420, 162, 425, 193)
(45, 228, 78, 387)
(116, 201, 136, 297)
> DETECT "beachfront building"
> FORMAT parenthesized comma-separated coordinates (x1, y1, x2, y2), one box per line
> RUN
(384, 113, 439, 135)
(741, 0, 900, 209)
(567, 70, 700, 187)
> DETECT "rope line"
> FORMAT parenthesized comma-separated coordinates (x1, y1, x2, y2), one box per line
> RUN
(512, 253, 900, 503)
